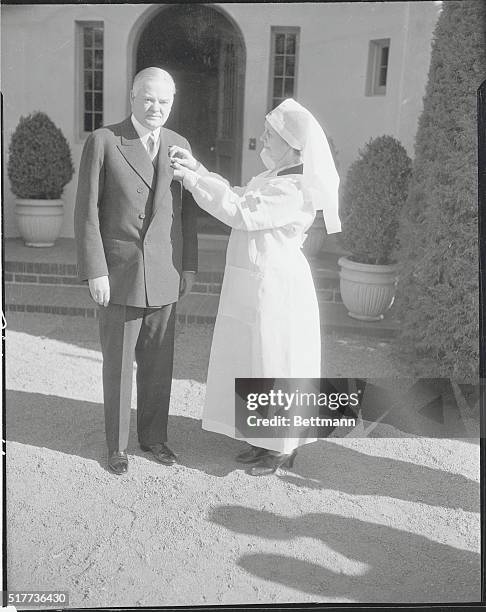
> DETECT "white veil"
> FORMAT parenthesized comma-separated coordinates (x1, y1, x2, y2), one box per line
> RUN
(266, 98, 341, 234)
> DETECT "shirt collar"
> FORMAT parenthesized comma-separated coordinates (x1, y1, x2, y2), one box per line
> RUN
(130, 114, 161, 143)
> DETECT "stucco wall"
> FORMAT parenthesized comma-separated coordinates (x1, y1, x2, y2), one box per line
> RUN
(1, 3, 148, 238)
(226, 2, 440, 182)
(1, 2, 440, 238)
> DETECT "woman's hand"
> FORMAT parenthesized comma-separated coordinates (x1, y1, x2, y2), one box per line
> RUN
(172, 163, 186, 183)
(169, 145, 199, 171)
(172, 160, 199, 190)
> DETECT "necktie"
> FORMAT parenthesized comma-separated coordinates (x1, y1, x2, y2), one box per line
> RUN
(147, 133, 157, 160)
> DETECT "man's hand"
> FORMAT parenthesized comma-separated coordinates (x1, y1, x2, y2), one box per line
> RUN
(179, 271, 196, 299)
(88, 275, 110, 307)
(169, 145, 199, 171)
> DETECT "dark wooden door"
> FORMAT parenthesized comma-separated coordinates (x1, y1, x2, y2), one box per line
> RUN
(167, 68, 218, 171)
(215, 36, 244, 186)
(136, 4, 245, 233)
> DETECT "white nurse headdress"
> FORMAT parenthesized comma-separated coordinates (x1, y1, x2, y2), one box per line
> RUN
(266, 98, 341, 234)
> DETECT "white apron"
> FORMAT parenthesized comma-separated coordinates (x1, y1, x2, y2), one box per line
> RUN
(188, 168, 321, 453)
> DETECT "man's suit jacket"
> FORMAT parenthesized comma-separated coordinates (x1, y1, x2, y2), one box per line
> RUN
(74, 117, 198, 307)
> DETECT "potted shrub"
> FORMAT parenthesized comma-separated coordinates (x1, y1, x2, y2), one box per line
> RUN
(303, 135, 339, 258)
(338, 135, 412, 320)
(8, 111, 74, 247)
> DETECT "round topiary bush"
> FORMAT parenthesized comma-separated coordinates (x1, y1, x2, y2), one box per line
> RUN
(8, 111, 74, 199)
(339, 135, 412, 265)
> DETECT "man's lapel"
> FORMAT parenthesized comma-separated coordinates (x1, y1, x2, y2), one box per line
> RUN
(116, 118, 156, 190)
(150, 128, 175, 218)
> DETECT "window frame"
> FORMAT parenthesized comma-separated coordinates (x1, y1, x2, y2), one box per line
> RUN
(366, 38, 391, 96)
(75, 20, 104, 140)
(267, 26, 300, 112)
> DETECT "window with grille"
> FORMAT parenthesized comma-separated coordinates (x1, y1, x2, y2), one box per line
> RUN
(268, 27, 300, 110)
(78, 22, 104, 133)
(366, 39, 390, 96)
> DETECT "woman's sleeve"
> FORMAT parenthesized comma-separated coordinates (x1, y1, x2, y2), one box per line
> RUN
(186, 173, 309, 231)
(195, 164, 246, 196)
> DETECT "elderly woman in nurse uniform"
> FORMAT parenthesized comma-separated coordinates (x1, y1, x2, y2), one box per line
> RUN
(170, 98, 341, 475)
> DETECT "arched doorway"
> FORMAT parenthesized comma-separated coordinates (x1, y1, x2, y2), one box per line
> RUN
(136, 4, 246, 233)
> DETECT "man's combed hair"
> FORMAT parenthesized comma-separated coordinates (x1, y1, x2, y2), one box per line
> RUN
(132, 67, 176, 96)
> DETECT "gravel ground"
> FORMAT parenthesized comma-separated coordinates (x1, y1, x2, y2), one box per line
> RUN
(4, 312, 481, 607)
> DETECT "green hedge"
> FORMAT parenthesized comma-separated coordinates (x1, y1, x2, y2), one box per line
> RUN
(395, 0, 485, 381)
(8, 111, 74, 199)
(340, 135, 412, 265)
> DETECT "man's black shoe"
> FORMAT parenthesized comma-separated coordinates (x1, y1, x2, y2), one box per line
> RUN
(140, 442, 177, 465)
(108, 450, 128, 475)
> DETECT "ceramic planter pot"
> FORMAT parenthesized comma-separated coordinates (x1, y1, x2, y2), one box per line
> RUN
(338, 256, 398, 321)
(15, 198, 64, 247)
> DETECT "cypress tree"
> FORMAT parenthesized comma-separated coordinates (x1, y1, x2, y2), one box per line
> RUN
(395, 0, 486, 381)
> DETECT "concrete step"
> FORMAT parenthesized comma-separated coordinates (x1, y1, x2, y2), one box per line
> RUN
(4, 237, 398, 337)
(5, 282, 398, 337)
(4, 282, 219, 323)
(198, 233, 229, 251)
(5, 249, 341, 297)
(4, 266, 340, 293)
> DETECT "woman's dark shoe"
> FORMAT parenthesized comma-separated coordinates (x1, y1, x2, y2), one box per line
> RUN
(248, 450, 297, 476)
(235, 444, 268, 464)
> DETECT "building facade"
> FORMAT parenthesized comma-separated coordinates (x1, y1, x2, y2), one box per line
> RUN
(1, 2, 441, 239)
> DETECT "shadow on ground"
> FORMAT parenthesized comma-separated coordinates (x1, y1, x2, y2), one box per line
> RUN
(5, 390, 237, 477)
(207, 505, 480, 602)
(278, 439, 480, 512)
(6, 313, 212, 383)
(6, 311, 101, 349)
(5, 390, 479, 511)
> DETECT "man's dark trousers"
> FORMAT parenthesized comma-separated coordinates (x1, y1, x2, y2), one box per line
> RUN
(99, 302, 176, 453)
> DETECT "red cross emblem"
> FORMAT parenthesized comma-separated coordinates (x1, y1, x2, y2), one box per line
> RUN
(243, 193, 260, 212)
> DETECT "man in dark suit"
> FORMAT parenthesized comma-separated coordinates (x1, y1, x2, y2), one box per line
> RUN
(74, 67, 198, 475)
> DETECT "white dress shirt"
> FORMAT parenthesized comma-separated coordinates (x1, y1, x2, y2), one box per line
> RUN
(130, 114, 161, 158)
